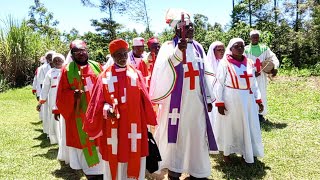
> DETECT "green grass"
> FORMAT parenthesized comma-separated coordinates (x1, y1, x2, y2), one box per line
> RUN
(0, 77, 320, 179)
(209, 76, 320, 180)
(0, 86, 85, 180)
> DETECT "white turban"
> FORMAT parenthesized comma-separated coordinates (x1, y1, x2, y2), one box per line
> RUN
(224, 38, 245, 59)
(250, 30, 261, 37)
(165, 8, 191, 28)
(52, 53, 65, 62)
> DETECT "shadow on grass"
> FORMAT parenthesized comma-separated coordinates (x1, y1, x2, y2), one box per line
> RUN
(211, 154, 271, 180)
(260, 120, 287, 132)
(33, 148, 59, 160)
(30, 121, 42, 125)
(32, 129, 56, 148)
(52, 161, 85, 180)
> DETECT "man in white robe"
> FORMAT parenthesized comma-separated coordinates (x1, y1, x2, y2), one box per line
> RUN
(37, 51, 55, 134)
(244, 30, 280, 121)
(149, 9, 217, 180)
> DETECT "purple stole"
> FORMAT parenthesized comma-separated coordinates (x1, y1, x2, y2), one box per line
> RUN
(167, 37, 217, 151)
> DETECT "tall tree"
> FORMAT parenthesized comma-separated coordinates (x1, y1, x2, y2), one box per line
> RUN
(125, 0, 152, 37)
(27, 0, 60, 36)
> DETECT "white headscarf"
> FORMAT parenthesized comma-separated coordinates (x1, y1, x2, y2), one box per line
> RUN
(52, 53, 65, 63)
(207, 41, 224, 73)
(223, 38, 245, 59)
(250, 30, 260, 37)
(165, 8, 191, 28)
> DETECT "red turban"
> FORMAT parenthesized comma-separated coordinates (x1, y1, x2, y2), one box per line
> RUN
(109, 39, 129, 54)
(70, 40, 87, 50)
(147, 37, 159, 48)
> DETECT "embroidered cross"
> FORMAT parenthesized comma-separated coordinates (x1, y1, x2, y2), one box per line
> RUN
(255, 58, 261, 72)
(128, 123, 141, 152)
(84, 77, 94, 95)
(102, 72, 118, 93)
(82, 138, 95, 156)
(121, 88, 126, 103)
(240, 71, 253, 89)
(168, 108, 180, 125)
(185, 62, 199, 90)
(107, 129, 118, 155)
(126, 70, 138, 86)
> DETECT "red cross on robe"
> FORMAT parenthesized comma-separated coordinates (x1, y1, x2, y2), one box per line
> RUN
(240, 71, 253, 93)
(255, 58, 261, 72)
(185, 62, 200, 90)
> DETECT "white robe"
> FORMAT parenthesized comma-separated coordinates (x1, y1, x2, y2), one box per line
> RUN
(149, 41, 215, 178)
(214, 58, 264, 163)
(57, 116, 70, 163)
(244, 44, 280, 115)
(102, 158, 146, 180)
(39, 68, 61, 144)
(37, 63, 51, 134)
(68, 147, 104, 175)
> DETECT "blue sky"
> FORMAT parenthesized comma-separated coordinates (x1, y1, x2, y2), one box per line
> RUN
(1, 0, 232, 35)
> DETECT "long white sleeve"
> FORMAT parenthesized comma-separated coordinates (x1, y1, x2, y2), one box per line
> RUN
(39, 71, 51, 103)
(214, 60, 227, 105)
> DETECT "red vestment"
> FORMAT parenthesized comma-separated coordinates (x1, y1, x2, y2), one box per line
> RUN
(84, 64, 157, 180)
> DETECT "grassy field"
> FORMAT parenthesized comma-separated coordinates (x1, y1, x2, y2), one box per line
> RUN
(0, 76, 319, 180)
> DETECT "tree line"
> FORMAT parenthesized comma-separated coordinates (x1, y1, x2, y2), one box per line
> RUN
(0, 0, 320, 90)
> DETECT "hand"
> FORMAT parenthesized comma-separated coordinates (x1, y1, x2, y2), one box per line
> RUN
(36, 104, 41, 112)
(54, 114, 60, 121)
(107, 109, 117, 119)
(218, 106, 227, 115)
(178, 38, 187, 51)
(207, 103, 213, 112)
(271, 69, 278, 77)
(258, 103, 264, 113)
(255, 71, 261, 77)
(74, 89, 83, 100)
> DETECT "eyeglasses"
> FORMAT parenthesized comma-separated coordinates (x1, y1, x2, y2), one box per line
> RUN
(215, 48, 225, 52)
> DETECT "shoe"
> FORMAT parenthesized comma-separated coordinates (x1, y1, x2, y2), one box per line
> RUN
(259, 114, 266, 122)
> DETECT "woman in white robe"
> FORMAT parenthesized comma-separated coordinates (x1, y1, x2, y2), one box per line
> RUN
(206, 41, 225, 129)
(214, 38, 264, 164)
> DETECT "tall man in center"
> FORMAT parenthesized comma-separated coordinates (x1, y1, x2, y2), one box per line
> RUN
(149, 9, 218, 180)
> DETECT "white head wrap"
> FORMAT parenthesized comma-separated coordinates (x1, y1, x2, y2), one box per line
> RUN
(165, 8, 191, 28)
(52, 53, 65, 63)
(45, 50, 56, 58)
(223, 38, 245, 59)
(250, 30, 260, 37)
(207, 41, 224, 73)
(132, 37, 145, 46)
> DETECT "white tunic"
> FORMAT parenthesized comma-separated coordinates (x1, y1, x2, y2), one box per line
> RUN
(214, 57, 264, 163)
(150, 41, 215, 178)
(37, 63, 51, 134)
(40, 68, 61, 144)
(244, 44, 280, 115)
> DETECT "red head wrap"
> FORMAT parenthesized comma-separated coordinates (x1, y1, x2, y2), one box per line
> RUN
(109, 39, 129, 54)
(147, 37, 159, 49)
